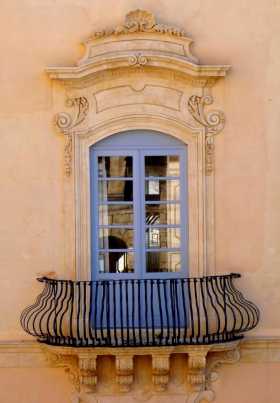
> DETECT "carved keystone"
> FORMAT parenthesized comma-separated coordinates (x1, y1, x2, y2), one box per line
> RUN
(115, 354, 134, 392)
(187, 349, 209, 392)
(152, 353, 170, 392)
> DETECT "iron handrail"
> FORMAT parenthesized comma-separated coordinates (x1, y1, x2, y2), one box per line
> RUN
(20, 273, 259, 347)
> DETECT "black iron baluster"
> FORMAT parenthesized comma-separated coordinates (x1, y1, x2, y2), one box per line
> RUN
(157, 280, 164, 346)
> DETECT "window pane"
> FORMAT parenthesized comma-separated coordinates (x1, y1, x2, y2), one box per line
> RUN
(99, 180, 133, 202)
(145, 155, 179, 177)
(99, 204, 133, 225)
(98, 156, 133, 178)
(99, 228, 134, 249)
(98, 252, 134, 273)
(145, 204, 180, 225)
(145, 227, 180, 248)
(146, 252, 181, 272)
(145, 179, 180, 201)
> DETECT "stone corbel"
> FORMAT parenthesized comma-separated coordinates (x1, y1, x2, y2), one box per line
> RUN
(152, 353, 170, 392)
(186, 345, 240, 403)
(187, 348, 209, 392)
(54, 96, 89, 176)
(187, 95, 225, 175)
(78, 353, 98, 391)
(115, 354, 134, 392)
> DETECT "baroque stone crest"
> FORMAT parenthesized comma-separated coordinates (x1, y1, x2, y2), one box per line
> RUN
(91, 9, 185, 39)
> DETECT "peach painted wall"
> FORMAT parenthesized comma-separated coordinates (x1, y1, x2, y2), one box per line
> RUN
(0, 0, 280, 401)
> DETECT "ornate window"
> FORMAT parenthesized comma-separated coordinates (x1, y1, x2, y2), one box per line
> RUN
(21, 10, 260, 400)
(47, 9, 229, 281)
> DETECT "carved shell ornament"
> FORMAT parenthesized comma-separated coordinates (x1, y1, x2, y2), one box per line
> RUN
(92, 9, 185, 39)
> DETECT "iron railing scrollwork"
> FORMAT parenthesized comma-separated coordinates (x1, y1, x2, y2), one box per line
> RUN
(20, 274, 259, 347)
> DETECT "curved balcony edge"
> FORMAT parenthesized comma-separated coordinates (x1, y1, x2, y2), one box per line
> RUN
(20, 273, 260, 347)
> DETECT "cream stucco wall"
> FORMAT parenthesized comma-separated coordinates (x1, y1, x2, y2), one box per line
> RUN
(1, 0, 280, 402)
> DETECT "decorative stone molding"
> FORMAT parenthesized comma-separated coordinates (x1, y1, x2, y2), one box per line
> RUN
(4, 341, 275, 402)
(46, 9, 230, 279)
(206, 347, 240, 389)
(187, 95, 225, 175)
(54, 96, 89, 176)
(115, 354, 134, 392)
(152, 353, 170, 392)
(55, 97, 89, 135)
(91, 9, 186, 39)
(128, 53, 148, 67)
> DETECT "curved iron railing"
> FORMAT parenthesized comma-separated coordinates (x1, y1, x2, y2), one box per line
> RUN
(20, 274, 259, 347)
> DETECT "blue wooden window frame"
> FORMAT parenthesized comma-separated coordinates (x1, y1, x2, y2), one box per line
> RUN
(90, 131, 188, 280)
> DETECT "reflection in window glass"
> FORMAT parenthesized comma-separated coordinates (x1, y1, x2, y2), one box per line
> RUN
(145, 203, 180, 225)
(145, 180, 180, 201)
(99, 228, 134, 249)
(146, 252, 181, 272)
(99, 252, 134, 273)
(98, 156, 133, 178)
(145, 156, 179, 177)
(145, 227, 180, 248)
(99, 180, 133, 202)
(99, 204, 133, 225)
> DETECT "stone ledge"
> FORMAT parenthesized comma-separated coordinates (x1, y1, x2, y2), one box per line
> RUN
(1, 337, 280, 365)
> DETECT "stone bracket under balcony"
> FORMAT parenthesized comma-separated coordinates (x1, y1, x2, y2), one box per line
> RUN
(44, 341, 240, 402)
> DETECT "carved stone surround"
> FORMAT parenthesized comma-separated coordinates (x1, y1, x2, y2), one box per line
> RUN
(47, 9, 230, 280)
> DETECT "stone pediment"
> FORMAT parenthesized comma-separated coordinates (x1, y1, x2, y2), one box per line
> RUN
(46, 9, 230, 84)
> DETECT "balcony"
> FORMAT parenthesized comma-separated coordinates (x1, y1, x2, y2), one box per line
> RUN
(21, 273, 259, 347)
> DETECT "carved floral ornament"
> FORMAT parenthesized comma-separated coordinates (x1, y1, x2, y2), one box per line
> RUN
(47, 9, 230, 176)
(91, 9, 186, 39)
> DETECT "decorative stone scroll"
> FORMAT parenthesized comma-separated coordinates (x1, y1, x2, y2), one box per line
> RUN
(55, 96, 89, 176)
(187, 95, 225, 175)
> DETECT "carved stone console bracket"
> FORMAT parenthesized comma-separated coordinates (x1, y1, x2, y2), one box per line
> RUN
(115, 354, 134, 392)
(152, 353, 170, 392)
(78, 353, 97, 391)
(43, 342, 240, 401)
(187, 347, 209, 392)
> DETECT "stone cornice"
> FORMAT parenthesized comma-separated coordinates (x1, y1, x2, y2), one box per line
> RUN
(45, 9, 230, 84)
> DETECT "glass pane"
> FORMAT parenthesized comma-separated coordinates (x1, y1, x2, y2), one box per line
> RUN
(145, 227, 180, 248)
(146, 252, 181, 272)
(98, 156, 133, 178)
(98, 252, 134, 273)
(145, 180, 180, 201)
(145, 204, 180, 225)
(145, 155, 179, 177)
(99, 204, 133, 225)
(99, 180, 133, 202)
(99, 228, 134, 249)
